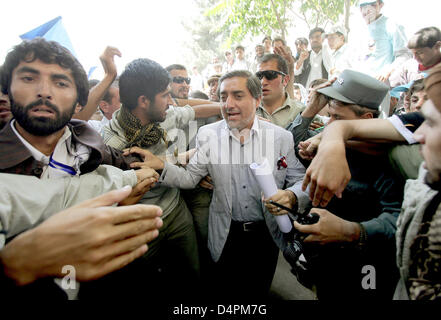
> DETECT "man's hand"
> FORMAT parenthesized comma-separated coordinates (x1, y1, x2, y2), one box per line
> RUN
(123, 146, 165, 170)
(302, 140, 350, 207)
(264, 189, 297, 215)
(274, 45, 295, 66)
(298, 133, 322, 160)
(302, 78, 335, 118)
(198, 175, 213, 190)
(0, 186, 163, 286)
(376, 69, 392, 83)
(177, 148, 196, 166)
(293, 208, 360, 244)
(309, 120, 324, 131)
(119, 168, 159, 206)
(99, 46, 122, 78)
(298, 50, 309, 64)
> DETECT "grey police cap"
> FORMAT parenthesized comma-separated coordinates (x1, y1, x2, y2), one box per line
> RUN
(317, 70, 389, 110)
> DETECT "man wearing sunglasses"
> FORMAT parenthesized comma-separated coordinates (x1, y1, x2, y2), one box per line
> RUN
(256, 54, 305, 128)
(166, 64, 191, 100)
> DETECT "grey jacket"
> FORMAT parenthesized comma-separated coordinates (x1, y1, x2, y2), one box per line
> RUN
(159, 119, 309, 261)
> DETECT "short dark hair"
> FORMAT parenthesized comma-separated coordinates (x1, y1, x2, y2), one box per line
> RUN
(119, 58, 171, 110)
(272, 37, 286, 46)
(218, 70, 262, 100)
(262, 36, 272, 43)
(165, 64, 187, 73)
(235, 45, 245, 52)
(0, 37, 89, 106)
(309, 27, 325, 39)
(409, 78, 425, 97)
(408, 27, 441, 49)
(295, 37, 309, 47)
(260, 54, 289, 75)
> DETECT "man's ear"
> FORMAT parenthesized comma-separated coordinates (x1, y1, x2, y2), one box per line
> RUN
(434, 41, 441, 51)
(283, 74, 290, 88)
(137, 95, 151, 110)
(255, 96, 262, 109)
(360, 112, 374, 119)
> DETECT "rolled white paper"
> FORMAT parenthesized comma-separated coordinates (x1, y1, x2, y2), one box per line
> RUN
(250, 158, 293, 233)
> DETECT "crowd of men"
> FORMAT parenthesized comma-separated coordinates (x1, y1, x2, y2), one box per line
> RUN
(0, 0, 440, 301)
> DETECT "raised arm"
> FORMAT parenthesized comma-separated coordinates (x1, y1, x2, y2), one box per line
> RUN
(73, 46, 121, 121)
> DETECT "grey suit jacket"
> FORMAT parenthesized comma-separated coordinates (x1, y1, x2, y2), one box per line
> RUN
(159, 119, 309, 262)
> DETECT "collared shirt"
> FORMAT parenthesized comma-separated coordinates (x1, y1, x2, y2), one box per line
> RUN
(227, 118, 266, 221)
(295, 48, 331, 88)
(365, 15, 410, 76)
(159, 117, 310, 261)
(329, 43, 355, 78)
(231, 58, 251, 71)
(88, 116, 109, 134)
(256, 94, 305, 128)
(10, 120, 90, 179)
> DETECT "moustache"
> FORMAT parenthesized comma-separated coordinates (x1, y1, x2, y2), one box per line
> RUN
(25, 99, 59, 115)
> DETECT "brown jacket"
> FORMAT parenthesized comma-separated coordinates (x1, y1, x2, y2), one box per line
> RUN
(0, 119, 137, 177)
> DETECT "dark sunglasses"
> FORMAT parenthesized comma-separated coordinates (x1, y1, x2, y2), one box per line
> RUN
(255, 70, 286, 81)
(172, 76, 191, 84)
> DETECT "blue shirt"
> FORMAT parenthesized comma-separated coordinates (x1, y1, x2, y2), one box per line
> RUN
(366, 15, 408, 75)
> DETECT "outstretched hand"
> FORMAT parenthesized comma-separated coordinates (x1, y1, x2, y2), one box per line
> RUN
(0, 187, 163, 285)
(99, 46, 122, 78)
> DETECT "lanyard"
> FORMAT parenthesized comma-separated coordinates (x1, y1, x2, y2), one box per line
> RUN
(48, 154, 77, 176)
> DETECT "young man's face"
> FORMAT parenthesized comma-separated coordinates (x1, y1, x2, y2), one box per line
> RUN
(327, 99, 366, 124)
(219, 76, 260, 131)
(327, 33, 345, 50)
(235, 48, 245, 60)
(272, 40, 284, 50)
(258, 59, 288, 104)
(309, 31, 324, 52)
(411, 44, 441, 67)
(169, 69, 190, 99)
(147, 86, 172, 123)
(255, 45, 264, 57)
(410, 90, 428, 112)
(9, 59, 78, 136)
(208, 79, 220, 102)
(263, 39, 272, 51)
(414, 99, 441, 185)
(360, 2, 382, 25)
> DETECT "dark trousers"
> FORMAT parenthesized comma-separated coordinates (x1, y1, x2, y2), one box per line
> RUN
(210, 220, 279, 301)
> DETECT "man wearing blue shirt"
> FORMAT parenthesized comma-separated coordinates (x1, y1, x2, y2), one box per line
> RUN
(360, 1, 411, 83)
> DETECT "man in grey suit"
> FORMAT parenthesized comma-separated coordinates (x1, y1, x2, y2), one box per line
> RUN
(132, 70, 309, 299)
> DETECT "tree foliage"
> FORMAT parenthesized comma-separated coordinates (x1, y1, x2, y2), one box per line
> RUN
(206, 0, 359, 44)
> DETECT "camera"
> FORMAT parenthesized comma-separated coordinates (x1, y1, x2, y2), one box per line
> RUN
(282, 212, 319, 266)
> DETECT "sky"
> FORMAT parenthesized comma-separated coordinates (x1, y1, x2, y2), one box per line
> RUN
(1, 0, 440, 78)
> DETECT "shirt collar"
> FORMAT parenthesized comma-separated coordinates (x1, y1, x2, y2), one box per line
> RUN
(223, 116, 260, 142)
(11, 119, 71, 164)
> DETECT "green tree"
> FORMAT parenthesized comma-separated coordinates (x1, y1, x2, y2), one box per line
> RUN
(206, 0, 359, 44)
(207, 0, 292, 43)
